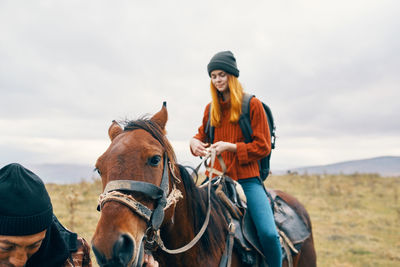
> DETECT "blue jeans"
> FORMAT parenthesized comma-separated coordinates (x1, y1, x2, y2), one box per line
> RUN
(238, 177, 282, 267)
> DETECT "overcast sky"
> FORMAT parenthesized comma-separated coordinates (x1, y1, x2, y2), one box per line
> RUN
(1, 0, 399, 174)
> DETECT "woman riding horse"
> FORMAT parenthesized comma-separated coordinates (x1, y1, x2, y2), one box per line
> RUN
(190, 51, 282, 267)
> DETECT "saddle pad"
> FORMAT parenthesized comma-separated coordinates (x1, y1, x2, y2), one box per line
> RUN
(272, 195, 310, 245)
(233, 182, 310, 246)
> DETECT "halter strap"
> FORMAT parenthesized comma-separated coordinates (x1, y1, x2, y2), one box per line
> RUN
(151, 155, 169, 230)
(98, 154, 171, 231)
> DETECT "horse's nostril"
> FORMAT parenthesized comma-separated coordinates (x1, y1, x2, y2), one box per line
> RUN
(92, 245, 107, 265)
(113, 234, 135, 265)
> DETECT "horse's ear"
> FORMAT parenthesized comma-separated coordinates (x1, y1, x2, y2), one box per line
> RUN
(151, 102, 168, 131)
(108, 120, 123, 141)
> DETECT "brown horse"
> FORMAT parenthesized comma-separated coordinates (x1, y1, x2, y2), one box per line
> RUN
(91, 103, 316, 267)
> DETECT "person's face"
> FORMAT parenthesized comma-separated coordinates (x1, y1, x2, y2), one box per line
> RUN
(0, 230, 46, 267)
(211, 70, 229, 93)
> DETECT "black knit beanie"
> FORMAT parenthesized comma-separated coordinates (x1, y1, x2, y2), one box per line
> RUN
(207, 50, 240, 77)
(0, 163, 53, 236)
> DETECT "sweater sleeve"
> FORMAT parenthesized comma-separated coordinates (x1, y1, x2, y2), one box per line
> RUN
(236, 97, 271, 165)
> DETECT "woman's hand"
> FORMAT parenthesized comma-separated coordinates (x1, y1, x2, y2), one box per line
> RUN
(143, 253, 159, 267)
(190, 138, 209, 157)
(210, 141, 237, 155)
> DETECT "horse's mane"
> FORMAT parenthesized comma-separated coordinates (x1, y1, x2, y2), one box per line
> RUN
(177, 164, 228, 258)
(123, 118, 177, 166)
(123, 118, 228, 257)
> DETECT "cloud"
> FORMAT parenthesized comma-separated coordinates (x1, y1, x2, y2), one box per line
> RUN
(0, 135, 108, 166)
(0, 1, 399, 173)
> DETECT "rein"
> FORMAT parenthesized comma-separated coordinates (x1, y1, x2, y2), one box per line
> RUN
(154, 150, 218, 254)
(97, 148, 220, 255)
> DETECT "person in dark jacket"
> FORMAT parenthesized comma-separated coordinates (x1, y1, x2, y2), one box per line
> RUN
(0, 163, 91, 267)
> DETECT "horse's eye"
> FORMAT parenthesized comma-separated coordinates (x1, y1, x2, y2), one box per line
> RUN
(94, 168, 102, 176)
(148, 155, 162, 167)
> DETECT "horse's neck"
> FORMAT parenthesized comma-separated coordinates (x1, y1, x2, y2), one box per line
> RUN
(161, 185, 199, 247)
(159, 180, 227, 264)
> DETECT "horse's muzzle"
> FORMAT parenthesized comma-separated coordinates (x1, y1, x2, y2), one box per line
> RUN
(93, 233, 142, 267)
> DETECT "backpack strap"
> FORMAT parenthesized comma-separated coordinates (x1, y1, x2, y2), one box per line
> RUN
(238, 93, 254, 143)
(205, 104, 215, 144)
(206, 94, 254, 144)
(262, 102, 276, 149)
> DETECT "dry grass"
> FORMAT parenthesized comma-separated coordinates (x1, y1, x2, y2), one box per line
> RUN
(45, 179, 102, 248)
(267, 173, 400, 266)
(46, 174, 400, 267)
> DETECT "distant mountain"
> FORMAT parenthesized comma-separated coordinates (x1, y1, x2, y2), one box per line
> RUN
(286, 156, 400, 177)
(20, 156, 400, 184)
(25, 163, 99, 184)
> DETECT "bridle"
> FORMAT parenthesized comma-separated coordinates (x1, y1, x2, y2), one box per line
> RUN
(97, 149, 218, 255)
(97, 154, 178, 232)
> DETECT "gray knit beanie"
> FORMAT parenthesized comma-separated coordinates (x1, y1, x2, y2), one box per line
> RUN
(207, 51, 240, 77)
(0, 163, 53, 236)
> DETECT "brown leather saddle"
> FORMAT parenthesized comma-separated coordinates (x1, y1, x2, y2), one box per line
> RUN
(209, 176, 311, 266)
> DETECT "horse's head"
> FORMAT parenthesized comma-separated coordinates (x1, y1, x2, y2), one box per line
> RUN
(91, 103, 179, 267)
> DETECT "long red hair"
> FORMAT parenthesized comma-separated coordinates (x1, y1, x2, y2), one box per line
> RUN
(209, 74, 244, 127)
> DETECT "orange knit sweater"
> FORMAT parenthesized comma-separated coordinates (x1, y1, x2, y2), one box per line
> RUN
(193, 97, 271, 180)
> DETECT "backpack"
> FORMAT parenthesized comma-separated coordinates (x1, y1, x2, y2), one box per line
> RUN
(205, 93, 276, 181)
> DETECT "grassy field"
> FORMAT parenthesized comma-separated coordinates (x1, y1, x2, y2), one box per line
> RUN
(46, 173, 400, 267)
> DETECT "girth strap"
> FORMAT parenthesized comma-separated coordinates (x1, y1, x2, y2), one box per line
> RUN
(219, 220, 236, 267)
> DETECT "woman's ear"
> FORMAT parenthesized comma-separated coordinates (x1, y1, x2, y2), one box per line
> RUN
(151, 102, 168, 131)
(108, 120, 123, 141)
